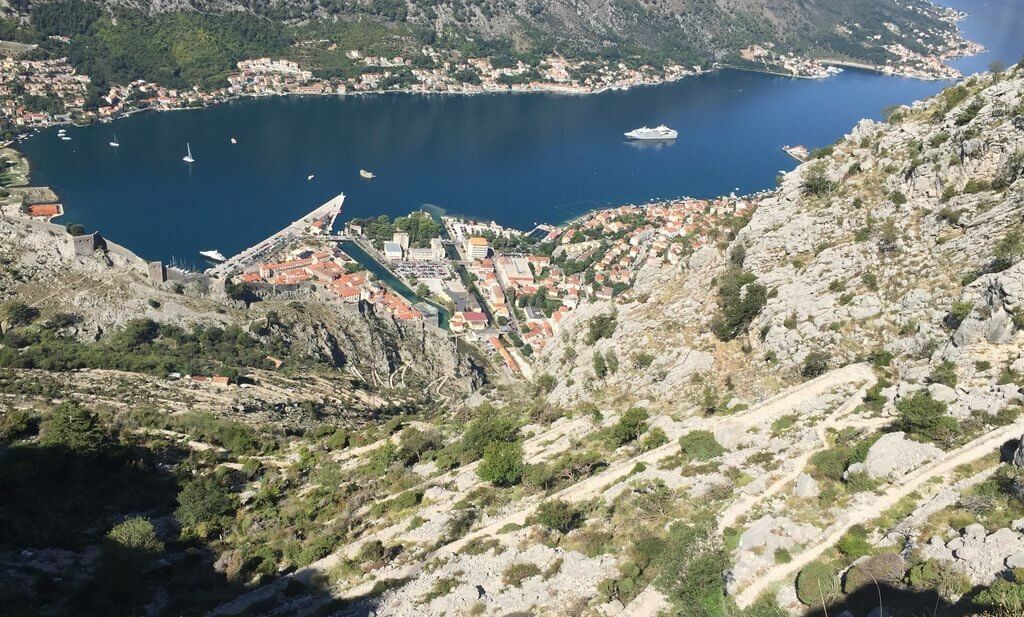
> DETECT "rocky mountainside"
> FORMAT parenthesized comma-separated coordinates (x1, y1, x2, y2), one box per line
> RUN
(3, 56, 1024, 617)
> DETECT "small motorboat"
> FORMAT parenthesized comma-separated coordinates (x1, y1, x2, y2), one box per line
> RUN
(307, 174, 315, 181)
(230, 137, 237, 144)
(359, 169, 375, 179)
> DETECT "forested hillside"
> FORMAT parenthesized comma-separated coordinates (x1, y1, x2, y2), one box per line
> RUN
(0, 0, 967, 89)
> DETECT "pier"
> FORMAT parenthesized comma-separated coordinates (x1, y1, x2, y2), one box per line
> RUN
(208, 193, 345, 278)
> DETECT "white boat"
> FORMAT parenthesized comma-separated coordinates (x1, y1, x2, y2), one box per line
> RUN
(182, 142, 195, 164)
(109, 133, 119, 147)
(199, 249, 226, 263)
(624, 125, 678, 140)
(60, 136, 71, 141)
(359, 169, 375, 179)
(307, 174, 315, 181)
(230, 137, 237, 144)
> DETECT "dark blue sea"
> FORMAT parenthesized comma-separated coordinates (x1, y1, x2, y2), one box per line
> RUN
(18, 0, 1024, 265)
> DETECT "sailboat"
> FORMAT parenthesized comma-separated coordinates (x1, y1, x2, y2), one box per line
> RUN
(109, 133, 120, 148)
(182, 142, 195, 164)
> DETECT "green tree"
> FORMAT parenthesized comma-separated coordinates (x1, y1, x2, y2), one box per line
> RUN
(39, 402, 108, 456)
(801, 351, 830, 379)
(607, 407, 649, 447)
(476, 441, 524, 487)
(896, 392, 957, 444)
(175, 475, 233, 530)
(3, 301, 39, 327)
(535, 499, 580, 533)
(711, 267, 767, 341)
(593, 352, 608, 378)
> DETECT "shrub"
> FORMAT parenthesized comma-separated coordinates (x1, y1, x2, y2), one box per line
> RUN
(65, 222, 86, 236)
(802, 161, 834, 195)
(107, 517, 164, 553)
(897, 392, 957, 445)
(774, 548, 792, 564)
(175, 475, 233, 530)
(907, 558, 971, 599)
(654, 523, 728, 615)
(836, 525, 872, 560)
(795, 560, 841, 607)
(476, 442, 524, 487)
(3, 301, 39, 327)
(638, 427, 668, 452)
(633, 352, 655, 368)
(606, 407, 649, 447)
(593, 352, 607, 378)
(535, 499, 580, 533)
(844, 552, 906, 593)
(502, 562, 541, 587)
(534, 373, 557, 394)
(801, 352, 830, 379)
(711, 266, 767, 341)
(585, 313, 617, 344)
(810, 448, 851, 482)
(461, 415, 519, 460)
(39, 402, 108, 456)
(678, 430, 724, 461)
(973, 567, 1024, 613)
(955, 97, 984, 125)
(929, 361, 958, 388)
(0, 409, 37, 441)
(890, 190, 908, 205)
(357, 540, 385, 563)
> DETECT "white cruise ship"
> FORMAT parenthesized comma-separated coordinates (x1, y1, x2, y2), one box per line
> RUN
(624, 125, 678, 140)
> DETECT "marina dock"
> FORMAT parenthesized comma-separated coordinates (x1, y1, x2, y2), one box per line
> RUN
(208, 193, 345, 278)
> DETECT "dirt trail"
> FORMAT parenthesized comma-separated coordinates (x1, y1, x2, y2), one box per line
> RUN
(734, 419, 1024, 608)
(209, 365, 878, 616)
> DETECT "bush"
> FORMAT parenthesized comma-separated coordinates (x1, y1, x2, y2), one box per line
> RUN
(711, 266, 767, 341)
(836, 525, 872, 560)
(844, 553, 905, 593)
(810, 448, 851, 481)
(802, 161, 834, 196)
(0, 409, 38, 441)
(175, 475, 233, 530)
(654, 523, 728, 615)
(907, 558, 971, 599)
(678, 430, 724, 461)
(801, 351, 830, 379)
(3, 301, 39, 327)
(795, 560, 841, 607)
(929, 361, 958, 388)
(107, 517, 164, 553)
(502, 562, 541, 587)
(461, 415, 519, 460)
(945, 300, 973, 329)
(633, 352, 655, 368)
(535, 499, 580, 533)
(973, 567, 1024, 613)
(896, 392, 957, 445)
(39, 402, 108, 456)
(476, 441, 524, 487)
(606, 407, 649, 447)
(585, 313, 617, 344)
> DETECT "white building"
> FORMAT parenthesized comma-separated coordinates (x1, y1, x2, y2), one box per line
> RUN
(383, 241, 403, 260)
(465, 236, 490, 260)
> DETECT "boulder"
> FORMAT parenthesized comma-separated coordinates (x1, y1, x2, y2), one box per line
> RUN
(845, 432, 943, 481)
(794, 473, 820, 499)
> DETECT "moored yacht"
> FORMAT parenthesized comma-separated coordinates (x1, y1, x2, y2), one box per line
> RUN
(624, 125, 678, 140)
(199, 249, 226, 263)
